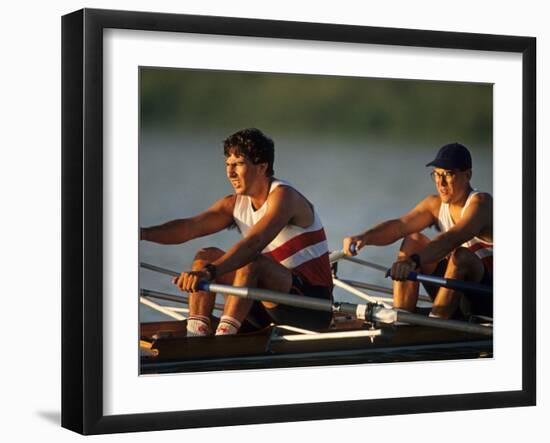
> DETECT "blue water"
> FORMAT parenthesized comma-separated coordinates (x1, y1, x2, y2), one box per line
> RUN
(139, 132, 492, 322)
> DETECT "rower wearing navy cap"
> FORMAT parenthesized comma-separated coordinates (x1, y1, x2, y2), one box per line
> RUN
(343, 143, 493, 319)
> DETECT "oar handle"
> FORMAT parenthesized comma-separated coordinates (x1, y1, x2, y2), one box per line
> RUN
(329, 244, 357, 263)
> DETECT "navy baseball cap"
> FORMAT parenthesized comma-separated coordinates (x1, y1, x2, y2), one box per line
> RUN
(426, 143, 472, 170)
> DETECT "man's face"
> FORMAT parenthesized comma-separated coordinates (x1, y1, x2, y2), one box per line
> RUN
(431, 167, 471, 203)
(225, 153, 267, 195)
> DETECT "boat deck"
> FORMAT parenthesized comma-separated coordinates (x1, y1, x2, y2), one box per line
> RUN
(140, 321, 492, 374)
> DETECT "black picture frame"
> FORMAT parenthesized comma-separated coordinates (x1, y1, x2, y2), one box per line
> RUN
(62, 8, 536, 435)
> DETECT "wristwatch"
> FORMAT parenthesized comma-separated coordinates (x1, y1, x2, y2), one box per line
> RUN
(203, 263, 217, 281)
(409, 253, 421, 270)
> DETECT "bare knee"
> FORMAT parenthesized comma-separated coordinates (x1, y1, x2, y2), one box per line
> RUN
(399, 232, 430, 256)
(447, 247, 483, 280)
(194, 247, 224, 263)
(449, 247, 475, 268)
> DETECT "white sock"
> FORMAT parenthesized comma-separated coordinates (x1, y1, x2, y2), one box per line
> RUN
(429, 311, 442, 318)
(215, 316, 241, 336)
(186, 315, 211, 337)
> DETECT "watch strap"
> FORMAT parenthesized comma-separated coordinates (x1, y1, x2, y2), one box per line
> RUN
(203, 263, 217, 280)
(409, 253, 421, 270)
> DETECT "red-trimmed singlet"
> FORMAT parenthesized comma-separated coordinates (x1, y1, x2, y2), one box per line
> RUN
(437, 190, 493, 272)
(233, 179, 333, 288)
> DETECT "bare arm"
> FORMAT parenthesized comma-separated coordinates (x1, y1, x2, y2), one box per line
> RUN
(140, 195, 235, 244)
(418, 193, 492, 265)
(343, 196, 438, 254)
(211, 186, 302, 277)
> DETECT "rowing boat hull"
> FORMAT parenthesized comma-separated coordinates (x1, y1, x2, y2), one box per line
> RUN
(140, 320, 492, 375)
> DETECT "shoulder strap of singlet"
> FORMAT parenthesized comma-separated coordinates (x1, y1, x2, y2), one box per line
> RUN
(460, 189, 479, 217)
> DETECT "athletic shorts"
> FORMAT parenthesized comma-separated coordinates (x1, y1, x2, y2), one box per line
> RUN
(244, 274, 333, 331)
(422, 258, 493, 318)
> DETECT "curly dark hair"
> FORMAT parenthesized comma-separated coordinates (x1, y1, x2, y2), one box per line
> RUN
(223, 128, 275, 177)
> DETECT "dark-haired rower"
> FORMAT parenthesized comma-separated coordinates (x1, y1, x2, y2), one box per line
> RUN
(141, 128, 333, 336)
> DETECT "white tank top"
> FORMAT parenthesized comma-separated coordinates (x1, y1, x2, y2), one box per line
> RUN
(437, 190, 493, 271)
(233, 179, 333, 287)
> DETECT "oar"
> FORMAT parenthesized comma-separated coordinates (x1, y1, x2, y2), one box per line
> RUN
(329, 250, 347, 263)
(197, 281, 338, 313)
(329, 244, 357, 263)
(140, 260, 377, 307)
(141, 259, 392, 308)
(140, 262, 492, 335)
(343, 256, 387, 273)
(332, 245, 492, 296)
(140, 296, 187, 321)
(140, 288, 225, 311)
(408, 272, 492, 295)
(332, 278, 393, 308)
(385, 270, 493, 296)
(197, 281, 492, 337)
(330, 244, 387, 272)
(339, 279, 433, 303)
(141, 262, 179, 277)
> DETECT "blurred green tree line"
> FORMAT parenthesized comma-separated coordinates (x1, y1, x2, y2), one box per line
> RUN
(140, 68, 492, 146)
